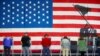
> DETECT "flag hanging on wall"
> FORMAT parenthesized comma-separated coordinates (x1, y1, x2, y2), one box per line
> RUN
(0, 0, 100, 52)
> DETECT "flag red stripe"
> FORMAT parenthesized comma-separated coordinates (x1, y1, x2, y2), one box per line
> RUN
(0, 41, 60, 45)
(53, 16, 100, 20)
(53, 7, 100, 12)
(53, 0, 71, 2)
(0, 32, 80, 36)
(53, 7, 76, 11)
(0, 50, 61, 53)
(0, 32, 100, 37)
(53, 24, 100, 29)
(0, 41, 2, 45)
(53, 0, 100, 4)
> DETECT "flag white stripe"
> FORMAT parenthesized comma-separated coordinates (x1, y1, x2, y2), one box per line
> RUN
(0, 28, 100, 33)
(53, 19, 100, 25)
(53, 11, 100, 16)
(53, 3, 100, 8)
(0, 36, 79, 41)
(0, 28, 80, 32)
(0, 45, 61, 50)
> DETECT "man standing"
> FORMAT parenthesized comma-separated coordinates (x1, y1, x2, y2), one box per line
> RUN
(3, 36, 13, 56)
(21, 32, 31, 56)
(96, 36, 100, 56)
(41, 34, 51, 56)
(61, 36, 70, 56)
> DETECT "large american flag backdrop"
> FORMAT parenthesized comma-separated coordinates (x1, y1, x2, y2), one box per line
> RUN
(0, 0, 100, 53)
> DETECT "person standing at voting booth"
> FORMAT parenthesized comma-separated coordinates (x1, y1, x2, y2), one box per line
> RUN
(96, 36, 100, 56)
(61, 36, 70, 56)
(3, 36, 13, 56)
(78, 37, 87, 56)
(41, 34, 51, 56)
(21, 32, 31, 56)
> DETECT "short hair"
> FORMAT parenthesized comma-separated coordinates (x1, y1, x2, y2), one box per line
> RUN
(24, 32, 28, 34)
(44, 34, 48, 37)
(64, 36, 67, 38)
(63, 36, 68, 39)
(79, 37, 84, 40)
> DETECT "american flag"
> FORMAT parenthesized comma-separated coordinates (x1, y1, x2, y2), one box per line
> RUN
(0, 0, 100, 53)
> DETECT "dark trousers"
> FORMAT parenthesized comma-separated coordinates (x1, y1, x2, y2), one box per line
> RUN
(4, 46, 11, 56)
(97, 47, 100, 56)
(42, 47, 50, 56)
(79, 51, 85, 56)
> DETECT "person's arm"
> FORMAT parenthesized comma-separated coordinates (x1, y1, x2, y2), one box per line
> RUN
(11, 38, 13, 46)
(21, 37, 23, 44)
(68, 40, 71, 48)
(49, 38, 51, 46)
(61, 39, 63, 48)
(29, 37, 31, 46)
(77, 40, 79, 47)
(3, 38, 5, 45)
(41, 38, 43, 46)
(61, 39, 62, 46)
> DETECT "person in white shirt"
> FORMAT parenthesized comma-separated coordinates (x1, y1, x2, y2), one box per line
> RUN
(61, 36, 70, 56)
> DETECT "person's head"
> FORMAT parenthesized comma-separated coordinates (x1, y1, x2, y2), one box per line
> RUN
(24, 32, 28, 36)
(4, 36, 12, 40)
(63, 36, 68, 39)
(44, 34, 49, 38)
(79, 37, 84, 40)
(97, 35, 100, 38)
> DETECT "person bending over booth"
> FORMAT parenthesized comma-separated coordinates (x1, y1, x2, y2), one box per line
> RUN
(78, 37, 87, 56)
(61, 36, 70, 56)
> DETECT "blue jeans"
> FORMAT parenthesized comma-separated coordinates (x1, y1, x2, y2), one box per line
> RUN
(42, 47, 50, 56)
(22, 47, 30, 56)
(4, 46, 11, 56)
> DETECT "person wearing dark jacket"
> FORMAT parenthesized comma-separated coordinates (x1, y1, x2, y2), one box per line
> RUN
(21, 32, 31, 56)
(96, 36, 100, 56)
(41, 34, 51, 56)
(3, 36, 13, 56)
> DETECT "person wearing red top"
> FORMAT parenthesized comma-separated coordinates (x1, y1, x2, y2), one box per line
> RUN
(41, 34, 51, 56)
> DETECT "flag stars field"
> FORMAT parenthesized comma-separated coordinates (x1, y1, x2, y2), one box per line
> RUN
(1, 0, 52, 27)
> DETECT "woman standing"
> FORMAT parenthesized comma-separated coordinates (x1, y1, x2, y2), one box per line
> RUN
(78, 37, 87, 56)
(61, 36, 70, 56)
